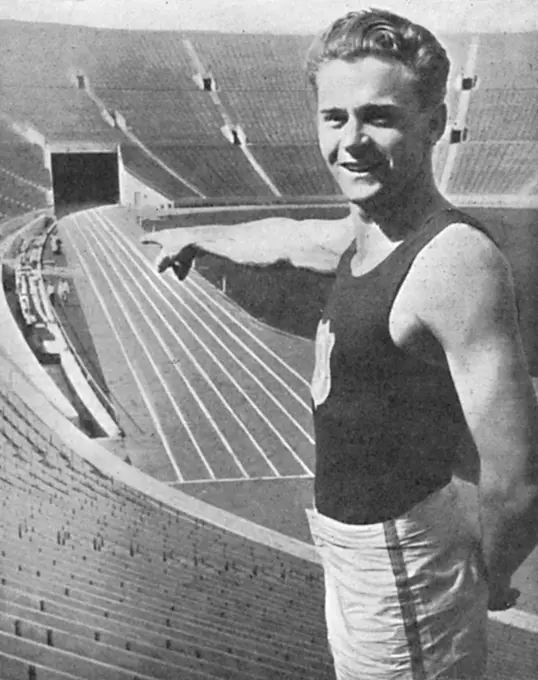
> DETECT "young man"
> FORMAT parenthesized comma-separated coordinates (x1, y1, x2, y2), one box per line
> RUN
(143, 9, 538, 678)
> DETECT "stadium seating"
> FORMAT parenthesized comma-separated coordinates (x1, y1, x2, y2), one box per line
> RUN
(2, 87, 119, 144)
(221, 91, 317, 145)
(0, 358, 333, 679)
(2, 22, 537, 199)
(152, 144, 275, 198)
(448, 142, 538, 195)
(250, 145, 339, 197)
(0, 21, 87, 89)
(0, 21, 196, 92)
(0, 173, 47, 214)
(120, 145, 198, 200)
(193, 33, 313, 92)
(82, 29, 197, 91)
(466, 89, 538, 142)
(0, 121, 50, 190)
(475, 33, 538, 89)
(94, 89, 225, 144)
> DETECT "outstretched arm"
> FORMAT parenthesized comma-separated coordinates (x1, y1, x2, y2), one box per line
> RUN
(415, 224, 538, 610)
(141, 216, 354, 279)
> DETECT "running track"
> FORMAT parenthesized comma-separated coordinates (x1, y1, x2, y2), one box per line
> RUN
(59, 206, 316, 486)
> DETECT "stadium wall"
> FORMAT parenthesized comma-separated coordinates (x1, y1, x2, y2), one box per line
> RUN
(118, 146, 174, 210)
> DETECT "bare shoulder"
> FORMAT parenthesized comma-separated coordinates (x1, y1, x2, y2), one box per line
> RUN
(413, 222, 512, 294)
(407, 222, 518, 341)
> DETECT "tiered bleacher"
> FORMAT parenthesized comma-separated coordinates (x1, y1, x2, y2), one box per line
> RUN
(2, 87, 119, 144)
(474, 33, 538, 89)
(0, 172, 47, 218)
(120, 145, 197, 201)
(191, 34, 313, 92)
(445, 33, 537, 196)
(191, 33, 339, 196)
(449, 142, 538, 195)
(154, 145, 275, 198)
(0, 21, 86, 90)
(0, 357, 333, 679)
(251, 146, 339, 196)
(466, 90, 538, 142)
(0, 140, 49, 189)
(82, 29, 197, 91)
(94, 91, 224, 144)
(1, 21, 536, 200)
(0, 120, 49, 221)
(221, 90, 317, 145)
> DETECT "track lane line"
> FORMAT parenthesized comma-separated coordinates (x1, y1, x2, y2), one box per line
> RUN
(86, 212, 294, 478)
(74, 213, 224, 482)
(62, 216, 183, 482)
(96, 209, 312, 410)
(94, 211, 316, 451)
(79, 213, 256, 479)
(72, 215, 220, 482)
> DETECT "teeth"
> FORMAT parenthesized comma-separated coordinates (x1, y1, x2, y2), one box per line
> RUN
(342, 163, 378, 172)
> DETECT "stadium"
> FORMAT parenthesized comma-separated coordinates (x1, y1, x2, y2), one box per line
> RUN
(0, 4, 537, 679)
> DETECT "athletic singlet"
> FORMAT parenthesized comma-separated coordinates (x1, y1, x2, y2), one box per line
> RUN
(311, 208, 496, 525)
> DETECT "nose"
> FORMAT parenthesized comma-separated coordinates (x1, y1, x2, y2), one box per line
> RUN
(342, 117, 371, 154)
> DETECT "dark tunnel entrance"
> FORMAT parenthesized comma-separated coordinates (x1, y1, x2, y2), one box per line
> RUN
(51, 152, 119, 208)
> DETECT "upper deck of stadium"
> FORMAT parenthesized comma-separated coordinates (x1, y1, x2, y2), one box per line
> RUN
(0, 21, 536, 202)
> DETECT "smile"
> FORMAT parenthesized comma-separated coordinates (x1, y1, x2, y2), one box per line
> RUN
(339, 161, 384, 175)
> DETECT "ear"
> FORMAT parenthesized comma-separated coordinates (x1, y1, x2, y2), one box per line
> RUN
(428, 103, 447, 144)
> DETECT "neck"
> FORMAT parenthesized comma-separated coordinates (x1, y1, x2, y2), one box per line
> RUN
(350, 173, 451, 252)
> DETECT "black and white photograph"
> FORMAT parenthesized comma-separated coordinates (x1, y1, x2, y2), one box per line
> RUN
(0, 0, 537, 677)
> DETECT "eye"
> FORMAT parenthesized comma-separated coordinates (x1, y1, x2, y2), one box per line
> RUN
(364, 107, 401, 128)
(321, 110, 347, 128)
(368, 115, 392, 128)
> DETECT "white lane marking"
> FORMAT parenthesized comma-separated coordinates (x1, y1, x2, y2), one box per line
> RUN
(96, 211, 315, 448)
(98, 209, 312, 403)
(72, 218, 211, 483)
(75, 215, 225, 481)
(81, 213, 254, 479)
(169, 472, 314, 486)
(185, 277, 312, 390)
(489, 607, 538, 633)
(88, 212, 287, 478)
(63, 216, 182, 481)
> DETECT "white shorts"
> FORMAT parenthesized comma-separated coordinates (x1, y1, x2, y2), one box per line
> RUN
(306, 481, 489, 679)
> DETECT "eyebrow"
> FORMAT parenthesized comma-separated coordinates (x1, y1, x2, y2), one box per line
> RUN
(319, 104, 403, 116)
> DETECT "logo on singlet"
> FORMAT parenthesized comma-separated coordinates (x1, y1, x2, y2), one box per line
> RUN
(311, 319, 335, 409)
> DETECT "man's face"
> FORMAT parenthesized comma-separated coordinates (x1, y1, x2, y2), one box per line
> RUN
(316, 56, 439, 207)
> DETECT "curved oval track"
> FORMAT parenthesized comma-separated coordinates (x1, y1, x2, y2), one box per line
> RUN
(59, 206, 316, 486)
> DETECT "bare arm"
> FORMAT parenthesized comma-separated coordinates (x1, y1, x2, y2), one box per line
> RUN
(140, 216, 354, 279)
(415, 224, 538, 607)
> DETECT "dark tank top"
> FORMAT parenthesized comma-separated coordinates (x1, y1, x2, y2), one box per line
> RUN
(311, 208, 495, 524)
